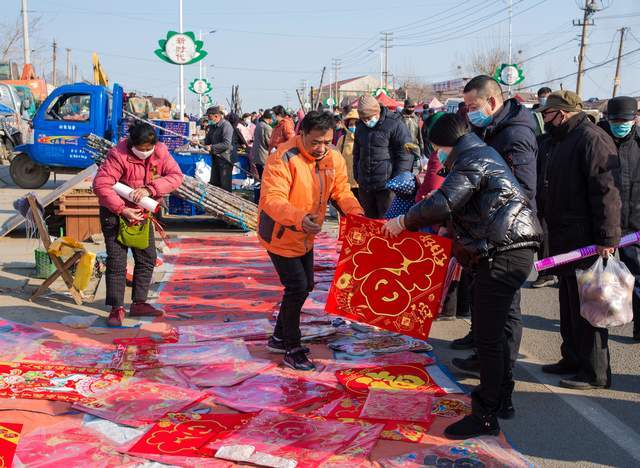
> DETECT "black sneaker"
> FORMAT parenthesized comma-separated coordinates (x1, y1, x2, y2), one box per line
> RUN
(451, 332, 474, 350)
(559, 375, 609, 390)
(531, 275, 557, 288)
(267, 337, 309, 354)
(444, 414, 500, 439)
(284, 347, 316, 371)
(541, 359, 579, 375)
(437, 314, 457, 321)
(451, 354, 481, 378)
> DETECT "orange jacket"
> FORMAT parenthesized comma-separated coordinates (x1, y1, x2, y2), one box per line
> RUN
(268, 116, 296, 152)
(258, 136, 363, 257)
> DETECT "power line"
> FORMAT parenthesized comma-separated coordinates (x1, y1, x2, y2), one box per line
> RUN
(395, 0, 549, 48)
(516, 45, 640, 90)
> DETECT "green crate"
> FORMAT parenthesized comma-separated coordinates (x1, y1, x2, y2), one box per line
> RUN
(34, 248, 57, 279)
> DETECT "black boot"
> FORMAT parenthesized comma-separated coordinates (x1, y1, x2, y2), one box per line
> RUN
(498, 380, 515, 420)
(451, 331, 474, 350)
(444, 394, 500, 439)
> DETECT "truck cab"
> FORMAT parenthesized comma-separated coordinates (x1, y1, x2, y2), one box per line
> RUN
(10, 83, 123, 188)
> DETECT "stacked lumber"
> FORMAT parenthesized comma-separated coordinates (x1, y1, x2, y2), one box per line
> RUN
(85, 134, 258, 231)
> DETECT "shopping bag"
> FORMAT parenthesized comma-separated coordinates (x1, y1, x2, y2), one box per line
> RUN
(117, 217, 150, 250)
(576, 256, 634, 328)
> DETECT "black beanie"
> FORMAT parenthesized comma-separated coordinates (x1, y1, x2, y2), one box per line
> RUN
(428, 113, 470, 147)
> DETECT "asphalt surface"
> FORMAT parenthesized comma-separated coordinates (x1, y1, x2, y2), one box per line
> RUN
(0, 167, 639, 467)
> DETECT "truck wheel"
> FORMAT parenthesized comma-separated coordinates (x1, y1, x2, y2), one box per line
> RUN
(10, 153, 51, 189)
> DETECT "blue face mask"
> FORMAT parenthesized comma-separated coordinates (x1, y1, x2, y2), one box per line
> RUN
(539, 97, 547, 106)
(467, 109, 492, 128)
(437, 149, 449, 165)
(610, 121, 634, 138)
(347, 126, 356, 133)
(365, 117, 379, 128)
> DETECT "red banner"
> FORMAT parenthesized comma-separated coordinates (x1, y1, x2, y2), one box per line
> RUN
(0, 422, 22, 468)
(325, 215, 452, 340)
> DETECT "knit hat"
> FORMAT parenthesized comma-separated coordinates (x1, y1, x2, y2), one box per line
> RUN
(536, 90, 583, 113)
(357, 95, 381, 118)
(606, 96, 638, 120)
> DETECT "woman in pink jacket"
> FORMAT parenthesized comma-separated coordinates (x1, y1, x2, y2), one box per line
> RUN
(93, 122, 183, 327)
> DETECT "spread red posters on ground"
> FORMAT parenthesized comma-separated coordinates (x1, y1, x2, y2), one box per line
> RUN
(360, 388, 435, 423)
(378, 436, 533, 468)
(0, 362, 131, 404)
(124, 412, 255, 464)
(177, 319, 273, 343)
(325, 215, 452, 340)
(316, 395, 435, 444)
(208, 370, 342, 413)
(73, 378, 207, 427)
(14, 423, 144, 467)
(0, 422, 22, 468)
(181, 359, 275, 387)
(109, 340, 252, 370)
(336, 363, 447, 397)
(214, 410, 366, 468)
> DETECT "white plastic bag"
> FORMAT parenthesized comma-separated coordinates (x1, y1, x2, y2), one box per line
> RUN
(576, 256, 635, 328)
(195, 159, 211, 183)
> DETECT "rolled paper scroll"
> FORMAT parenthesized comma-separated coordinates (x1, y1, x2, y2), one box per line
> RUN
(535, 231, 640, 271)
(113, 182, 159, 213)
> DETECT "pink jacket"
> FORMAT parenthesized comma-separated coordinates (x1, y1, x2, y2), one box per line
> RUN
(93, 140, 184, 215)
(416, 150, 445, 202)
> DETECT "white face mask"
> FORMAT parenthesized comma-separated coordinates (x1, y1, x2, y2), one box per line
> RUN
(244, 118, 252, 125)
(131, 146, 155, 159)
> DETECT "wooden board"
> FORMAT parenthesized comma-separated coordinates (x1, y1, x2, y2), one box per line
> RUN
(0, 165, 97, 237)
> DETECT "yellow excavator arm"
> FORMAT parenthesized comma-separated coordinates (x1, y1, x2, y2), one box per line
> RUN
(92, 53, 109, 86)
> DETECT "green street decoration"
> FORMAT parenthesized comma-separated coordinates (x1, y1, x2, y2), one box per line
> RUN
(155, 31, 207, 65)
(372, 87, 390, 97)
(323, 97, 336, 106)
(189, 78, 213, 95)
(493, 63, 525, 86)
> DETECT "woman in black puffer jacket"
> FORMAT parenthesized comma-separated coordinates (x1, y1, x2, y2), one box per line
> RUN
(383, 113, 542, 440)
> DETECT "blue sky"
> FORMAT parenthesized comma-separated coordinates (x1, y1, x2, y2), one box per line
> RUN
(10, 0, 640, 111)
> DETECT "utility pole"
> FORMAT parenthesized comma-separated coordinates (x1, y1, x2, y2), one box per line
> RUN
(332, 58, 341, 111)
(21, 0, 31, 66)
(52, 40, 57, 87)
(73, 64, 78, 83)
(574, 0, 600, 97)
(381, 32, 393, 89)
(612, 27, 627, 97)
(66, 48, 71, 84)
(507, 0, 513, 96)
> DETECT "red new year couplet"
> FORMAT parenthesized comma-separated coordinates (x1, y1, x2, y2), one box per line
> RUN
(325, 215, 452, 340)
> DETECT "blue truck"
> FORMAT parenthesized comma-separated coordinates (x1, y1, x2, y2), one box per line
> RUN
(9, 83, 200, 191)
(10, 83, 124, 188)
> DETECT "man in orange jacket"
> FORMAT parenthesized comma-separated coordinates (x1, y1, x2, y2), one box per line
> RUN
(258, 110, 364, 370)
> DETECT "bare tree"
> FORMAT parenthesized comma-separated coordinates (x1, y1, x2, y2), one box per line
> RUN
(1, 14, 43, 63)
(396, 77, 433, 102)
(464, 46, 510, 77)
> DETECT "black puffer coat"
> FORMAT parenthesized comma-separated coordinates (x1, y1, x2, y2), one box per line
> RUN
(404, 132, 541, 267)
(600, 121, 640, 234)
(353, 106, 412, 191)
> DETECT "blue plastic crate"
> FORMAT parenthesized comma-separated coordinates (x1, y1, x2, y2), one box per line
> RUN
(168, 195, 205, 216)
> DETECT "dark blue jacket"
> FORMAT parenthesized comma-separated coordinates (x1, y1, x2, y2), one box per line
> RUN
(477, 98, 538, 210)
(353, 106, 413, 191)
